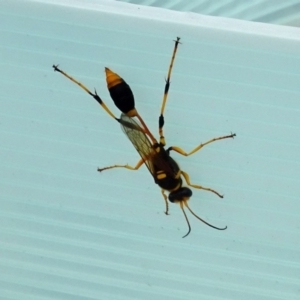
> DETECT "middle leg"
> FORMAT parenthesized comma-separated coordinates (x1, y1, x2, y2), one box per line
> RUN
(161, 189, 169, 215)
(167, 133, 236, 156)
(181, 170, 223, 198)
(98, 158, 144, 172)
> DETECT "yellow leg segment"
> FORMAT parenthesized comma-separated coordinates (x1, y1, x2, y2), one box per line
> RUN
(161, 189, 169, 215)
(159, 37, 181, 146)
(52, 65, 117, 121)
(181, 171, 223, 198)
(168, 133, 236, 156)
(97, 158, 144, 172)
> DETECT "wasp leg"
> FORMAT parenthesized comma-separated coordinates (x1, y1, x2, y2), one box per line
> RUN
(168, 133, 236, 156)
(161, 189, 169, 215)
(97, 158, 144, 172)
(159, 37, 181, 146)
(181, 171, 223, 198)
(52, 65, 118, 121)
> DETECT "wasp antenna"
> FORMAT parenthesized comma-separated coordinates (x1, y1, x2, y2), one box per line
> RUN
(184, 201, 227, 231)
(179, 202, 191, 238)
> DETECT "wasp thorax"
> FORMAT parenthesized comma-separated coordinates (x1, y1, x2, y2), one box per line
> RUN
(105, 68, 135, 114)
(168, 187, 192, 203)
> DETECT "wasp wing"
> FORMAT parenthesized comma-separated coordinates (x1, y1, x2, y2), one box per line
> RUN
(119, 113, 156, 176)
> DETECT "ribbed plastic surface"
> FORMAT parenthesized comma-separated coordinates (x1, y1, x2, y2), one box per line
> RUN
(1, 1, 300, 299)
(117, 0, 300, 27)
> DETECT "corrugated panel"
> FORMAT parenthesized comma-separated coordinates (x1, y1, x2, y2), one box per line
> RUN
(1, 0, 300, 299)
(116, 0, 300, 27)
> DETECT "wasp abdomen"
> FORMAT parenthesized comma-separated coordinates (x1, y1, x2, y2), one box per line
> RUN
(105, 68, 135, 114)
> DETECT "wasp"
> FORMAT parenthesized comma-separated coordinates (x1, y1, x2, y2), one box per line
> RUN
(53, 37, 236, 238)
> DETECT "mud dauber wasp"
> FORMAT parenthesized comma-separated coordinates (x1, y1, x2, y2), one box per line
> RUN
(53, 37, 235, 237)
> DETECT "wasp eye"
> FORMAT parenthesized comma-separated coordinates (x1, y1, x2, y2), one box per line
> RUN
(169, 187, 192, 203)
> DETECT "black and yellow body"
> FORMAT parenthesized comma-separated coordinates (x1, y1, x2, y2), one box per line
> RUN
(152, 145, 182, 190)
(53, 37, 236, 238)
(119, 113, 189, 195)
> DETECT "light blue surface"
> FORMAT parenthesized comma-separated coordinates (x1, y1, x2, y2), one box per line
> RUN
(117, 0, 300, 27)
(1, 0, 300, 299)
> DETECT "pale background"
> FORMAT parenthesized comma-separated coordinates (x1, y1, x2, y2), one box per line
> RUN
(1, 0, 300, 299)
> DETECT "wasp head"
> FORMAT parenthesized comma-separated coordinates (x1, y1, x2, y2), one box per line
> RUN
(168, 187, 192, 203)
(168, 187, 226, 238)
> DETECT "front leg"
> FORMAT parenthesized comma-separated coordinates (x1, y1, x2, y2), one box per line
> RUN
(181, 171, 223, 198)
